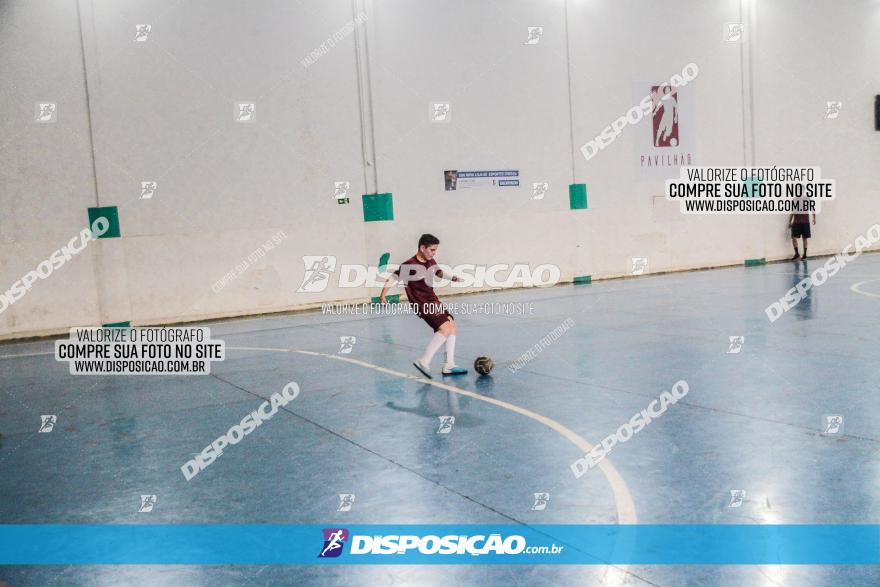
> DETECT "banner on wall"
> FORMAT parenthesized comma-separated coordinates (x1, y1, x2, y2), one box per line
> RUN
(633, 82, 696, 178)
(444, 170, 520, 191)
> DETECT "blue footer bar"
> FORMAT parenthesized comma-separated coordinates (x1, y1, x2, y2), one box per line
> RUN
(1, 525, 878, 564)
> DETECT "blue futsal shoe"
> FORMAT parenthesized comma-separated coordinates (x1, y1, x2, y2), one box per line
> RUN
(442, 365, 468, 376)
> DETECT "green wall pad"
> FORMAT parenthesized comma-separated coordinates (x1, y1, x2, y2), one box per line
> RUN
(742, 177, 762, 197)
(371, 294, 400, 304)
(362, 193, 394, 222)
(87, 206, 121, 238)
(378, 252, 391, 272)
(744, 258, 767, 267)
(569, 184, 588, 210)
(573, 275, 592, 285)
(102, 321, 131, 328)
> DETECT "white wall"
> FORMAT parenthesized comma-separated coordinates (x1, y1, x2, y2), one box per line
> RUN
(751, 0, 880, 247)
(1, 0, 878, 340)
(0, 0, 103, 337)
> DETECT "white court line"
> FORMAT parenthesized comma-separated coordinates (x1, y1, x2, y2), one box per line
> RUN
(230, 345, 638, 525)
(0, 351, 54, 358)
(0, 343, 640, 583)
(851, 279, 880, 298)
(0, 346, 638, 522)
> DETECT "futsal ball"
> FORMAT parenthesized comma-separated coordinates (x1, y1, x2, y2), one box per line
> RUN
(474, 356, 493, 375)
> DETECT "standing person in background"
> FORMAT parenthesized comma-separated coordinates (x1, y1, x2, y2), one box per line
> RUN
(789, 212, 816, 260)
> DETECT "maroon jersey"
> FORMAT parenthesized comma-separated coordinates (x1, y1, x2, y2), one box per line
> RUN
(792, 213, 810, 224)
(394, 255, 441, 305)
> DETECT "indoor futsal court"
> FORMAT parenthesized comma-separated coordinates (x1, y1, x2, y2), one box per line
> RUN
(1, 0, 879, 585)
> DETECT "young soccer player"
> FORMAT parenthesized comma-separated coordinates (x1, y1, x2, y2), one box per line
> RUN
(379, 234, 467, 378)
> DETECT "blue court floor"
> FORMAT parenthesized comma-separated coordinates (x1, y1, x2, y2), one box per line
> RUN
(1, 254, 879, 586)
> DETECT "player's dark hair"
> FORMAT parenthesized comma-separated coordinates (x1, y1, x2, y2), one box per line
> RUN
(418, 234, 439, 248)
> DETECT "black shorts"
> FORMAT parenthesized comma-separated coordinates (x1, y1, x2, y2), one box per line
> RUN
(791, 223, 811, 239)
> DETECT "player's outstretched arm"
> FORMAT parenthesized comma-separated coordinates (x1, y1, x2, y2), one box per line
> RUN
(439, 270, 460, 283)
(379, 274, 397, 304)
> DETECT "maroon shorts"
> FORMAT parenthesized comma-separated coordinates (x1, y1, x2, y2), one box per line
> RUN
(421, 311, 453, 332)
(415, 302, 453, 332)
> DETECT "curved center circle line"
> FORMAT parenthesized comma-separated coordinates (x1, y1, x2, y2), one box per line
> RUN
(851, 278, 880, 298)
(228, 345, 638, 525)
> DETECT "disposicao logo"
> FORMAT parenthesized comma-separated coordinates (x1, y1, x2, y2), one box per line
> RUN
(319, 528, 349, 558)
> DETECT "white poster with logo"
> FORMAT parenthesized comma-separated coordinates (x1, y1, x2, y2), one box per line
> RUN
(444, 170, 520, 191)
(633, 82, 696, 179)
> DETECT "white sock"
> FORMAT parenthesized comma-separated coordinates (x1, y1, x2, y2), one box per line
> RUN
(443, 335, 457, 368)
(419, 332, 447, 366)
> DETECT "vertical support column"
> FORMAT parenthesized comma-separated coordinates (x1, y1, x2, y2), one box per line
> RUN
(565, 0, 592, 285)
(353, 0, 377, 196)
(353, 0, 393, 303)
(740, 0, 757, 168)
(78, 0, 133, 325)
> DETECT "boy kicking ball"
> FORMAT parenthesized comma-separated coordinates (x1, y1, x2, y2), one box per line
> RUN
(379, 234, 467, 378)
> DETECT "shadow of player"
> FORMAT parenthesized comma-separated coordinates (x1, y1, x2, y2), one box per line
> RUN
(385, 384, 484, 428)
